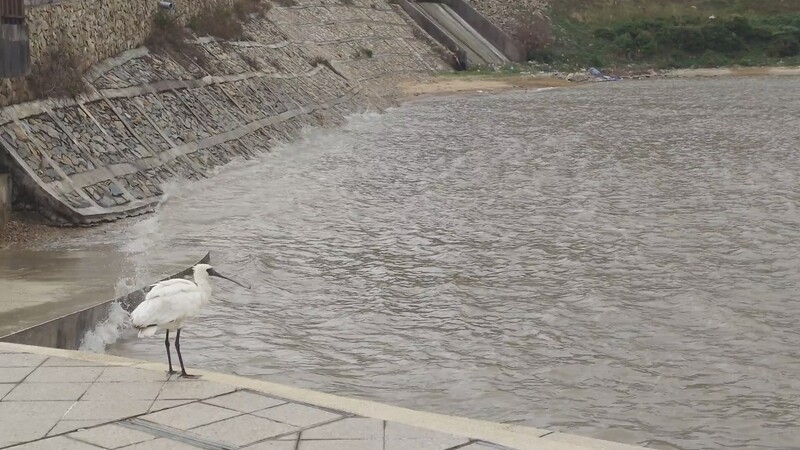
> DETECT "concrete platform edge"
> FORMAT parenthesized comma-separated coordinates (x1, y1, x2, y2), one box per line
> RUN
(0, 341, 649, 450)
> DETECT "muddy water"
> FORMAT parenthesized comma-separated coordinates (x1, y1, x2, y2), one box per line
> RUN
(34, 77, 800, 449)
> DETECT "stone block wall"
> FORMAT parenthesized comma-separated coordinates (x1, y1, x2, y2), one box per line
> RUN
(0, 0, 447, 224)
(0, 0, 234, 105)
(466, 0, 547, 39)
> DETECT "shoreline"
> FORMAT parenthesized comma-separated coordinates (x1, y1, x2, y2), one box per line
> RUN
(398, 65, 800, 99)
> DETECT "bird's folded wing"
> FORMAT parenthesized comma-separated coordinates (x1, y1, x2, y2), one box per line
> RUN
(131, 279, 202, 327)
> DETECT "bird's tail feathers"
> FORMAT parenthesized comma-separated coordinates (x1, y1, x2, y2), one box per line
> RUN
(137, 326, 158, 338)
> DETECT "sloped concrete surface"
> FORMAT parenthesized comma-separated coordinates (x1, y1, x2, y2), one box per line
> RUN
(0, 343, 650, 450)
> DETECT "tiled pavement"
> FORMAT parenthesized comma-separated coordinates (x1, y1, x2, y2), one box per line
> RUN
(0, 345, 650, 450)
(0, 351, 506, 450)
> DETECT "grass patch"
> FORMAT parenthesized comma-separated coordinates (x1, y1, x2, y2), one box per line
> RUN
(534, 0, 800, 71)
(27, 40, 87, 99)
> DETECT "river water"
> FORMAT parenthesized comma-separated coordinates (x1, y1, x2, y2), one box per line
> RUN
(45, 77, 800, 449)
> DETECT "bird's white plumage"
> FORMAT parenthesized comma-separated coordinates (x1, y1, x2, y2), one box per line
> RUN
(130, 266, 214, 337)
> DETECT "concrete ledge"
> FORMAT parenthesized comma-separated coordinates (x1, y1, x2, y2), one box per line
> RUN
(0, 341, 650, 450)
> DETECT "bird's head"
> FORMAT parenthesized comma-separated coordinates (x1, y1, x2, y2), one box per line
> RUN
(193, 264, 250, 289)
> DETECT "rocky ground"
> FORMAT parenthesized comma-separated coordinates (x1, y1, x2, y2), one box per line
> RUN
(0, 212, 90, 249)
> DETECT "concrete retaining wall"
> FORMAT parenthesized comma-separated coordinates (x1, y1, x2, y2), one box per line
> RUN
(0, 0, 447, 224)
(439, 0, 524, 62)
(0, 252, 210, 349)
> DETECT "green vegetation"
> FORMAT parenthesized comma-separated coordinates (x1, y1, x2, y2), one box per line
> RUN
(526, 0, 800, 71)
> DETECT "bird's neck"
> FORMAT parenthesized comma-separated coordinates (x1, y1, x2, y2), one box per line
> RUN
(194, 273, 213, 302)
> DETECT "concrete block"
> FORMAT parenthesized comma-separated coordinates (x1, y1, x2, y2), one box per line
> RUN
(191, 415, 298, 446)
(148, 399, 193, 413)
(140, 402, 241, 430)
(80, 381, 164, 401)
(0, 352, 47, 367)
(61, 400, 152, 421)
(69, 424, 157, 449)
(156, 379, 236, 400)
(3, 382, 91, 401)
(298, 440, 383, 450)
(384, 422, 470, 450)
(121, 437, 203, 449)
(252, 402, 341, 428)
(0, 383, 14, 398)
(6, 436, 103, 449)
(0, 401, 73, 447)
(245, 441, 297, 450)
(25, 366, 104, 383)
(41, 356, 108, 367)
(300, 418, 384, 440)
(0, 366, 35, 382)
(203, 390, 287, 413)
(47, 419, 116, 436)
(96, 366, 169, 382)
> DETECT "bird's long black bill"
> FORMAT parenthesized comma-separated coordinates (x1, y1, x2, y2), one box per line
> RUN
(208, 269, 251, 289)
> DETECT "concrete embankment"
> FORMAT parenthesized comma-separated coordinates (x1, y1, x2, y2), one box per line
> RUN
(0, 0, 447, 225)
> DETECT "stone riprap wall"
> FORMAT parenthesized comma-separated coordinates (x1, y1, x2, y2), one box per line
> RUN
(1, 0, 235, 106)
(0, 0, 447, 224)
(466, 0, 547, 38)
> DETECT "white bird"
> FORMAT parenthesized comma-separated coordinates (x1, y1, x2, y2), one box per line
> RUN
(130, 263, 249, 378)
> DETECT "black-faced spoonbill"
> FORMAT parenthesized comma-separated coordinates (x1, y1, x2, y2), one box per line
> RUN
(130, 263, 250, 378)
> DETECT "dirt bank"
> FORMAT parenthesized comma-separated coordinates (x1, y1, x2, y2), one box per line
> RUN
(399, 74, 573, 99)
(0, 213, 88, 249)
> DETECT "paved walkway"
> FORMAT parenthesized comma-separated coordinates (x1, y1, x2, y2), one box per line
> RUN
(0, 343, 647, 450)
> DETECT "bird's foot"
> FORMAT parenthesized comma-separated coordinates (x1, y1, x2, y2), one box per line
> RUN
(167, 370, 179, 375)
(179, 372, 200, 379)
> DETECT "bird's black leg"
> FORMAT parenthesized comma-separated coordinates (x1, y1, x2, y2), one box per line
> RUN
(165, 330, 178, 375)
(175, 328, 198, 379)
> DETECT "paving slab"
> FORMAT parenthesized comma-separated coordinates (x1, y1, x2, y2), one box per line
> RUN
(0, 382, 17, 398)
(121, 437, 202, 449)
(140, 402, 242, 430)
(301, 417, 384, 440)
(0, 352, 48, 366)
(47, 420, 113, 436)
(24, 366, 104, 383)
(80, 381, 164, 401)
(245, 441, 298, 450)
(252, 402, 342, 427)
(156, 379, 237, 400)
(68, 424, 157, 449)
(202, 390, 287, 412)
(4, 382, 91, 401)
(148, 399, 193, 413)
(6, 436, 104, 449)
(0, 343, 651, 450)
(189, 414, 298, 446)
(298, 440, 383, 450)
(0, 366, 36, 383)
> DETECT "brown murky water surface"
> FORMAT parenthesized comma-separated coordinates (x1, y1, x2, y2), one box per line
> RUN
(32, 77, 800, 449)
